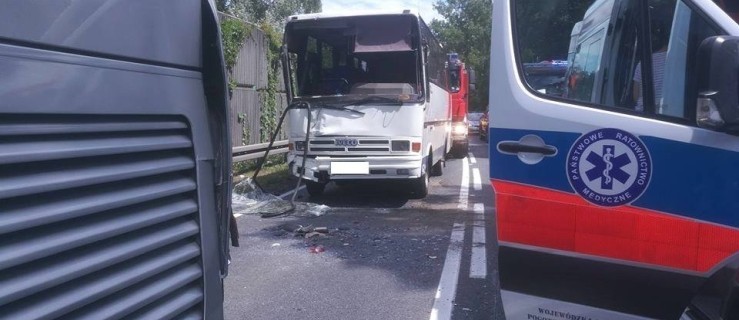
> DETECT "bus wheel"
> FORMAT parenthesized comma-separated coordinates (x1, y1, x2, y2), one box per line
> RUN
(411, 160, 430, 198)
(431, 156, 444, 176)
(305, 180, 326, 197)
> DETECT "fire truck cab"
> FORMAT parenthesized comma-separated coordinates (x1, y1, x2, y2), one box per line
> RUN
(448, 53, 476, 157)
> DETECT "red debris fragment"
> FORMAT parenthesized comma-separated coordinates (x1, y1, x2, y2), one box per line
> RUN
(309, 245, 326, 254)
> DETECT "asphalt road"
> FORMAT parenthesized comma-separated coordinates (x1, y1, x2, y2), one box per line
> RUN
(225, 138, 505, 320)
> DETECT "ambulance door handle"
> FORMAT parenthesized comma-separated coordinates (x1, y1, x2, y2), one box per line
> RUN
(497, 142, 556, 156)
(497, 135, 558, 165)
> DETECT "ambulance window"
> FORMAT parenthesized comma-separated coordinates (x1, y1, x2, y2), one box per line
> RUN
(514, 0, 723, 124)
(656, 0, 720, 119)
(514, 0, 592, 98)
(514, 0, 642, 109)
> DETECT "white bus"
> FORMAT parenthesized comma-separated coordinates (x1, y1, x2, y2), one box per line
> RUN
(281, 11, 452, 197)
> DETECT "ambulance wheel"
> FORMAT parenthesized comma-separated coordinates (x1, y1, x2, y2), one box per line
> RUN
(305, 180, 326, 197)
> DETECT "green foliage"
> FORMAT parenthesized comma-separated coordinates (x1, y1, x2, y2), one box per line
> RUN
(430, 0, 493, 111)
(232, 154, 287, 176)
(216, 0, 227, 12)
(259, 21, 283, 142)
(219, 0, 321, 27)
(237, 113, 250, 144)
(220, 1, 322, 144)
(220, 18, 250, 72)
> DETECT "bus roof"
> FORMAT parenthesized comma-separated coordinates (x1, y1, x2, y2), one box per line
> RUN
(287, 10, 421, 23)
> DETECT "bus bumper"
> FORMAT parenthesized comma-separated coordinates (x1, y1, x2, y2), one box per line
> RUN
(288, 154, 424, 182)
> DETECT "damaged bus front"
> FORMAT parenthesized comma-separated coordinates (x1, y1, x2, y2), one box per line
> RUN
(281, 12, 451, 197)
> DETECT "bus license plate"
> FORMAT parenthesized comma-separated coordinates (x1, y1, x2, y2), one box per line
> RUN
(331, 162, 369, 175)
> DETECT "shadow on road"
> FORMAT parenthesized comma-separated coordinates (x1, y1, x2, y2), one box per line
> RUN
(296, 180, 413, 209)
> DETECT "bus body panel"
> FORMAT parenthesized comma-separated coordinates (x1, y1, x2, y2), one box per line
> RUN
(0, 1, 229, 318)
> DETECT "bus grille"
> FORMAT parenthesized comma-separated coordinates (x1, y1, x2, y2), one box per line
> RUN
(308, 138, 392, 153)
(0, 114, 204, 320)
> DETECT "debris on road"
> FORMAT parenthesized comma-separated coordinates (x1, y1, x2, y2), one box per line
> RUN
(288, 225, 331, 239)
(309, 245, 325, 254)
(304, 232, 327, 239)
(232, 179, 330, 217)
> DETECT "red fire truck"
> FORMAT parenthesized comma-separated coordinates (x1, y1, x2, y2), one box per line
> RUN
(447, 53, 475, 158)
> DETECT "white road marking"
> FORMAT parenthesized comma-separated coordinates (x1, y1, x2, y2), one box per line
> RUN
(233, 213, 243, 218)
(470, 203, 487, 279)
(280, 185, 306, 199)
(472, 168, 482, 191)
(458, 157, 470, 210)
(430, 222, 466, 320)
(468, 152, 477, 164)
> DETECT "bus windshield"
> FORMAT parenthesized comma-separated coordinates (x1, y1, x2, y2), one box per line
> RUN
(284, 15, 422, 102)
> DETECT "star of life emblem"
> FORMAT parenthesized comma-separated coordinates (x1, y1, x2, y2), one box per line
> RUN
(566, 128, 652, 207)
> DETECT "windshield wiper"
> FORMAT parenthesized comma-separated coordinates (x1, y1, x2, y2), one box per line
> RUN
(291, 101, 365, 115)
(342, 96, 404, 107)
(316, 104, 365, 115)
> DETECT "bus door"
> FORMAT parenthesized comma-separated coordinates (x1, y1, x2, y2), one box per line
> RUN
(490, 0, 739, 319)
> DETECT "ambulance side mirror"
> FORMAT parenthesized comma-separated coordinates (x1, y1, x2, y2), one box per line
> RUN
(696, 36, 739, 131)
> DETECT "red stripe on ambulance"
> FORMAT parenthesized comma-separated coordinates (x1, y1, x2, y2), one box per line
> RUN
(493, 179, 739, 272)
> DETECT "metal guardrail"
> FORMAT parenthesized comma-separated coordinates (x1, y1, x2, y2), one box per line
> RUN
(232, 140, 289, 163)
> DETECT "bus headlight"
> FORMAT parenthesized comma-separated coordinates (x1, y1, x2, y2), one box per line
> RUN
(453, 123, 467, 135)
(295, 141, 306, 151)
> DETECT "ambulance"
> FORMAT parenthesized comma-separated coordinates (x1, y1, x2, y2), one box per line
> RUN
(490, 0, 739, 319)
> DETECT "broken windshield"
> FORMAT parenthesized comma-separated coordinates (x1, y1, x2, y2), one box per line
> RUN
(285, 15, 422, 102)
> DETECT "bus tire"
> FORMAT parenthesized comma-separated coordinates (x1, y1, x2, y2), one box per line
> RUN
(411, 162, 429, 198)
(305, 180, 326, 197)
(431, 148, 444, 176)
(431, 158, 443, 176)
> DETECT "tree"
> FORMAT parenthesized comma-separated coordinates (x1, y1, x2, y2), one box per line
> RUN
(218, 0, 321, 26)
(430, 0, 492, 111)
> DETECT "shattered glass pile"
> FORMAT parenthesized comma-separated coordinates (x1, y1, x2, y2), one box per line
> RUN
(232, 179, 329, 217)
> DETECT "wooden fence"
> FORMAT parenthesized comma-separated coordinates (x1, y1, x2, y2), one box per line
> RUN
(220, 13, 288, 147)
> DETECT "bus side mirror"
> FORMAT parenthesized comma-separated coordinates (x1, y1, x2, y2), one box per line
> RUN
(696, 36, 739, 131)
(280, 44, 293, 102)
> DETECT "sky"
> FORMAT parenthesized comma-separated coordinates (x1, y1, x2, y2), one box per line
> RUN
(321, 0, 443, 22)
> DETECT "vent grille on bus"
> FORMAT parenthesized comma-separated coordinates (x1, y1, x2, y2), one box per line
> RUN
(0, 115, 204, 320)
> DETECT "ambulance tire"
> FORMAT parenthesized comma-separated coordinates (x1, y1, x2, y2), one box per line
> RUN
(305, 180, 326, 197)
